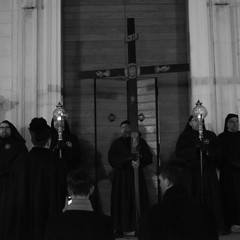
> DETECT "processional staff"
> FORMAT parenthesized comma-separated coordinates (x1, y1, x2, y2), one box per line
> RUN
(192, 100, 208, 202)
(52, 102, 68, 159)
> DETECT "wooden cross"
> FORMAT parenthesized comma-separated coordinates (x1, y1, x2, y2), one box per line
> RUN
(125, 18, 141, 236)
(126, 18, 138, 133)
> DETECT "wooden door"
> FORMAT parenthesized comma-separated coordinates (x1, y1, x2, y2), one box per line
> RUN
(137, 78, 159, 205)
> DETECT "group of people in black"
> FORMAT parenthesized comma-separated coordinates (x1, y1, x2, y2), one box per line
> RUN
(175, 113, 240, 236)
(0, 117, 112, 240)
(0, 112, 240, 240)
(108, 114, 240, 239)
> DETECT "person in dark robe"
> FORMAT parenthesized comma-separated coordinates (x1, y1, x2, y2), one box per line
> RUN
(0, 120, 28, 175)
(139, 161, 219, 240)
(2, 117, 67, 240)
(175, 115, 226, 234)
(108, 120, 152, 237)
(50, 118, 81, 172)
(44, 168, 115, 240)
(0, 120, 28, 236)
(217, 113, 240, 232)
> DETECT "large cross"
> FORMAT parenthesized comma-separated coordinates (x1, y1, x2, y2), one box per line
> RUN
(125, 18, 141, 236)
(78, 17, 189, 236)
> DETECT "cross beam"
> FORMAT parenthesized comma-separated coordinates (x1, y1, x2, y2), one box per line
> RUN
(78, 63, 189, 79)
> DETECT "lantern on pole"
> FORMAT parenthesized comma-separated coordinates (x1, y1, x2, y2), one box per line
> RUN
(192, 100, 208, 202)
(192, 100, 208, 140)
(52, 102, 68, 158)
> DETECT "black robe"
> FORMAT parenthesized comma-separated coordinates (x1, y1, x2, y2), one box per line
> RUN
(139, 185, 219, 240)
(108, 136, 152, 233)
(44, 210, 115, 240)
(0, 136, 28, 175)
(0, 120, 28, 176)
(0, 120, 28, 237)
(218, 129, 240, 228)
(2, 147, 67, 240)
(50, 119, 81, 172)
(175, 117, 225, 231)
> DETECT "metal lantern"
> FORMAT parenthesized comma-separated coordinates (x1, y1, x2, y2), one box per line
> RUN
(52, 102, 68, 141)
(192, 100, 208, 121)
(192, 100, 208, 140)
(192, 100, 208, 202)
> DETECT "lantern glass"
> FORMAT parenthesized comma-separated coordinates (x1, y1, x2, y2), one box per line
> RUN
(52, 102, 68, 131)
(192, 100, 208, 120)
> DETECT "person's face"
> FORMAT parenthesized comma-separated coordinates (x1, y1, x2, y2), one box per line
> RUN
(189, 117, 200, 131)
(227, 117, 239, 132)
(159, 174, 171, 196)
(120, 123, 131, 138)
(0, 122, 11, 138)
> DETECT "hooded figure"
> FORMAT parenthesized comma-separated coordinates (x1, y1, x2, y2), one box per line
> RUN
(223, 113, 238, 132)
(0, 120, 28, 238)
(218, 113, 240, 232)
(50, 118, 81, 172)
(175, 115, 226, 233)
(108, 120, 152, 237)
(176, 115, 218, 170)
(2, 117, 67, 240)
(0, 120, 28, 175)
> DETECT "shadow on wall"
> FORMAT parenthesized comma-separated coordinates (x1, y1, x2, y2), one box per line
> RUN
(78, 137, 108, 214)
(139, 126, 159, 205)
(107, 131, 121, 180)
(0, 96, 19, 122)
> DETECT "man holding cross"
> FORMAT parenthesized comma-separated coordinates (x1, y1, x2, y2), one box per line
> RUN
(108, 120, 152, 238)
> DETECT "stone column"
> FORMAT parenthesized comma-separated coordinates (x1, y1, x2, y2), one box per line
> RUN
(10, 0, 62, 147)
(188, 0, 216, 131)
(188, 0, 240, 133)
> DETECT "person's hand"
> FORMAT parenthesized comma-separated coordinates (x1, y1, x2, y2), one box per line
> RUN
(195, 142, 205, 151)
(54, 140, 67, 151)
(131, 159, 139, 169)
